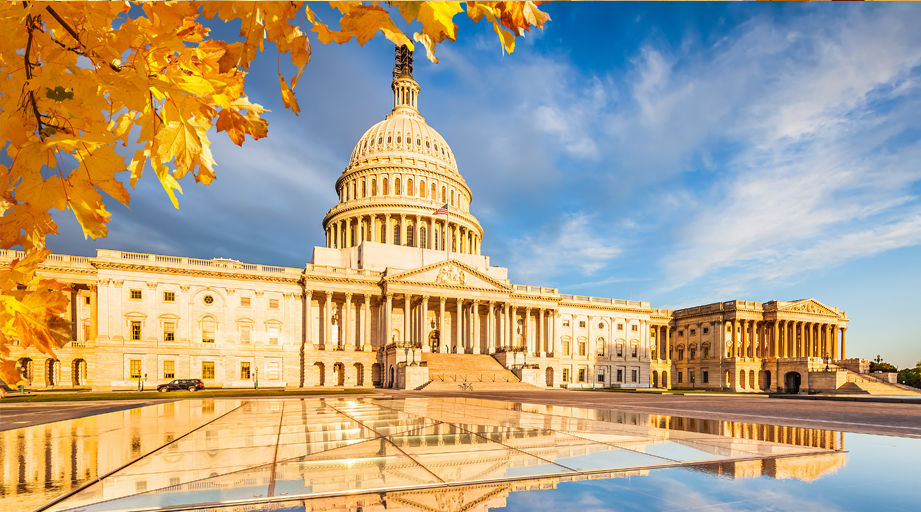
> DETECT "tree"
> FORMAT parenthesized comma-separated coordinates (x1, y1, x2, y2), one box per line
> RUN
(898, 367, 921, 389)
(0, 1, 551, 385)
(869, 361, 898, 373)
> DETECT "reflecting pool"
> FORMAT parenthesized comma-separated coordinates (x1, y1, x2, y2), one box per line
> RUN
(1, 397, 916, 512)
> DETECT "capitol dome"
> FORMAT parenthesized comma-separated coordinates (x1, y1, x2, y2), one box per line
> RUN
(322, 46, 484, 257)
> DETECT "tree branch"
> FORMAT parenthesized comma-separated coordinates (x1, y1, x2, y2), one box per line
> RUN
(24, 13, 45, 141)
(44, 5, 121, 72)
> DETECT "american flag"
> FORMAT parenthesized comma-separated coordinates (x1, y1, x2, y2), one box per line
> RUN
(433, 204, 448, 215)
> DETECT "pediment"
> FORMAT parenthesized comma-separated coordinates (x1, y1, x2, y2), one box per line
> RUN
(778, 299, 840, 317)
(387, 260, 510, 292)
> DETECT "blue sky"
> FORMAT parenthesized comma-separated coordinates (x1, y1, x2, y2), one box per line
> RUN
(39, 3, 921, 368)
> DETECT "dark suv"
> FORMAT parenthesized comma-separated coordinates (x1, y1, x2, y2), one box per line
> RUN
(157, 379, 205, 392)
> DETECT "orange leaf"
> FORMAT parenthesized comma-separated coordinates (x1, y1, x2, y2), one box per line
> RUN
(279, 73, 300, 116)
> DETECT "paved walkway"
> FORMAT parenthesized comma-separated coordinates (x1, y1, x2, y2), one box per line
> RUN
(378, 389, 921, 438)
(4, 389, 920, 437)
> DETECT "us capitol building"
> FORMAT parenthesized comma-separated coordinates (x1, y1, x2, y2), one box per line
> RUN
(5, 46, 871, 395)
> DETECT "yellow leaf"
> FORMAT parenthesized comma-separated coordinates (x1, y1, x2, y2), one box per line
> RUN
(156, 120, 202, 173)
(493, 21, 516, 55)
(279, 73, 300, 116)
(339, 5, 413, 47)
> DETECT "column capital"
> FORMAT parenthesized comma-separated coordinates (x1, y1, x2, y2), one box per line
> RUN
(400, 213, 406, 220)
(489, 300, 496, 307)
(385, 292, 394, 299)
(525, 306, 532, 313)
(472, 299, 480, 306)
(305, 289, 313, 298)
(344, 292, 353, 301)
(440, 296, 447, 304)
(325, 291, 334, 299)
(364, 293, 372, 302)
(421, 295, 430, 301)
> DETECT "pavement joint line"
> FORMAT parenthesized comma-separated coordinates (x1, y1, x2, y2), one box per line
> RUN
(31, 399, 250, 512)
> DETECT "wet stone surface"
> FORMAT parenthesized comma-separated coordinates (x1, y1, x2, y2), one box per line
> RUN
(2, 396, 905, 512)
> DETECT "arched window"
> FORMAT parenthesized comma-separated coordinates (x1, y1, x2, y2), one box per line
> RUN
(381, 223, 387, 243)
(407, 224, 414, 247)
(383, 177, 388, 195)
(372, 179, 377, 196)
(596, 337, 605, 356)
(352, 182, 357, 200)
(420, 180, 426, 198)
(450, 190, 454, 206)
(452, 232, 457, 251)
(393, 224, 401, 245)
(202, 316, 216, 343)
(441, 186, 446, 202)
(432, 183, 437, 200)
(361, 181, 366, 198)
(739, 370, 746, 389)
(395, 177, 401, 195)
(421, 226, 427, 248)
(434, 227, 440, 250)
(407, 178, 414, 196)
(467, 233, 472, 253)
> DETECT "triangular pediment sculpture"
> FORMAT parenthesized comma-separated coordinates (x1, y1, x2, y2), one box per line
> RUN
(387, 260, 511, 292)
(778, 299, 841, 317)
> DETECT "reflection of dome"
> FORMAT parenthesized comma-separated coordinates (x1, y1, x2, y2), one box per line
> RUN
(322, 45, 483, 256)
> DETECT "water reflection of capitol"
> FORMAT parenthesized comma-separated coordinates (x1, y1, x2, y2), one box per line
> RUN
(0, 400, 845, 512)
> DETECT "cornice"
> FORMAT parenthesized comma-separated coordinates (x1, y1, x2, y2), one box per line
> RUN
(323, 202, 483, 232)
(93, 262, 301, 284)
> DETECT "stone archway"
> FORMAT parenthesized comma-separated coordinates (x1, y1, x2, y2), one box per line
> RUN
(333, 363, 345, 386)
(314, 362, 325, 386)
(661, 370, 668, 389)
(545, 367, 554, 387)
(18, 358, 33, 384)
(372, 363, 381, 386)
(761, 370, 772, 391)
(784, 372, 802, 394)
(72, 359, 87, 386)
(354, 363, 364, 386)
(389, 366, 395, 388)
(46, 359, 59, 387)
(652, 370, 659, 388)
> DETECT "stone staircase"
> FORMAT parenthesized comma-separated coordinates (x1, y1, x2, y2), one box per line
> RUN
(415, 353, 541, 391)
(839, 371, 921, 395)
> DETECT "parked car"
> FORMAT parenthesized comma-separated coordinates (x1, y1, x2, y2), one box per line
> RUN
(157, 379, 204, 392)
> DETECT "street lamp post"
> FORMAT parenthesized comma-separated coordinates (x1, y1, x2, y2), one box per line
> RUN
(255, 368, 259, 390)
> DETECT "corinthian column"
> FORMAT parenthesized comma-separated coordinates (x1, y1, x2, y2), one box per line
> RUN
(439, 297, 447, 353)
(421, 295, 430, 352)
(363, 294, 372, 351)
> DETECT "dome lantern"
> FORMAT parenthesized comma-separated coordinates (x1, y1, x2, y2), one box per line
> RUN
(391, 44, 420, 116)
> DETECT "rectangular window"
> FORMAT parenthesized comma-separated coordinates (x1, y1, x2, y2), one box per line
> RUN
(703, 371, 709, 384)
(240, 297, 251, 307)
(202, 361, 215, 380)
(84, 296, 91, 305)
(596, 342, 605, 356)
(241, 325, 251, 344)
(130, 289, 142, 300)
(616, 369, 623, 382)
(268, 361, 280, 380)
(562, 320, 570, 327)
(631, 345, 638, 357)
(240, 362, 251, 380)
(617, 323, 623, 330)
(703, 347, 710, 359)
(678, 372, 683, 384)
(703, 327, 709, 334)
(269, 299, 279, 309)
(578, 369, 585, 382)
(163, 321, 175, 342)
(678, 330, 684, 336)
(579, 321, 586, 328)
(690, 370, 696, 384)
(130, 321, 141, 341)
(578, 341, 586, 356)
(163, 360, 175, 379)
(597, 368, 605, 383)
(129, 359, 142, 379)
(268, 325, 279, 345)
(562, 368, 570, 382)
(136, 481, 147, 493)
(631, 369, 638, 383)
(617, 344, 623, 357)
(563, 341, 571, 356)
(631, 325, 638, 332)
(202, 318, 215, 343)
(169, 477, 180, 487)
(82, 320, 90, 342)
(690, 329, 697, 336)
(163, 291, 175, 302)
